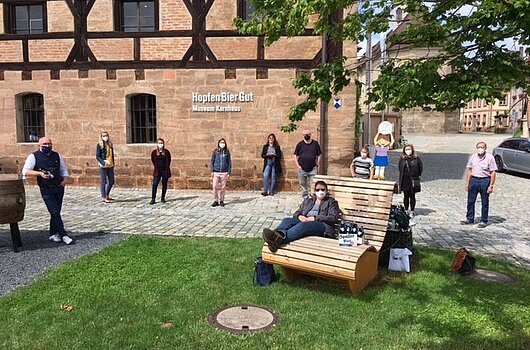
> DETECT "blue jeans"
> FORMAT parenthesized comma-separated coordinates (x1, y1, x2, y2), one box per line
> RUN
(99, 167, 115, 198)
(263, 163, 276, 194)
(276, 217, 326, 244)
(298, 167, 317, 198)
(40, 186, 66, 237)
(152, 170, 169, 200)
(466, 177, 490, 223)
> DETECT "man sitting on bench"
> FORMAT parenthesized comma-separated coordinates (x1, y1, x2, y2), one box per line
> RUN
(262, 180, 341, 252)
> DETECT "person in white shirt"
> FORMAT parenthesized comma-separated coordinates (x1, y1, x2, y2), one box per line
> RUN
(22, 136, 73, 245)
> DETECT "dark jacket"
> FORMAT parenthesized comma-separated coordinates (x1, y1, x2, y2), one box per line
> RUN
(96, 143, 115, 167)
(210, 149, 231, 174)
(151, 149, 172, 178)
(398, 155, 423, 193)
(293, 195, 341, 238)
(261, 144, 282, 175)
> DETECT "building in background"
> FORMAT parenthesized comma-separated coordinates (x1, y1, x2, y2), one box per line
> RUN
(0, 0, 357, 189)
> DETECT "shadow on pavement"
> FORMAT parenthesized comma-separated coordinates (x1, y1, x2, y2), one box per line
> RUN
(387, 152, 470, 182)
(229, 198, 256, 204)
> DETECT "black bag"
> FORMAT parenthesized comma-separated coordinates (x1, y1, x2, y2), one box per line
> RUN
(450, 248, 476, 275)
(253, 257, 276, 286)
(390, 205, 410, 230)
(412, 178, 421, 193)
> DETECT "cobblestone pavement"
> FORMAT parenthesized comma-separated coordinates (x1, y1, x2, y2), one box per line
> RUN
(1, 133, 529, 292)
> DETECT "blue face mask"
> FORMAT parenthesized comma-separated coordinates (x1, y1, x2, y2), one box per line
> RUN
(41, 146, 52, 154)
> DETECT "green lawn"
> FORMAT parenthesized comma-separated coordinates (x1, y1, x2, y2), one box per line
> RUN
(1, 236, 529, 350)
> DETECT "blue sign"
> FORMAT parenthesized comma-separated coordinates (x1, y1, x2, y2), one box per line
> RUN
(333, 98, 342, 109)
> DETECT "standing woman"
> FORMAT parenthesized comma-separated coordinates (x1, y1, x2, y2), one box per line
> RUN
(96, 131, 115, 203)
(398, 144, 423, 218)
(210, 138, 232, 207)
(261, 133, 282, 196)
(150, 138, 172, 204)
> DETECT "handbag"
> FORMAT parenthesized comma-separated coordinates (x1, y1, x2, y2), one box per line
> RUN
(388, 248, 412, 272)
(253, 257, 276, 286)
(405, 161, 421, 193)
(412, 178, 421, 193)
(390, 205, 410, 230)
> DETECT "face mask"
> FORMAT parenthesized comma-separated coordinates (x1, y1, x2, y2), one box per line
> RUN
(360, 152, 368, 158)
(315, 190, 326, 199)
(157, 143, 164, 149)
(477, 148, 485, 155)
(405, 150, 412, 156)
(219, 143, 226, 149)
(304, 135, 311, 141)
(41, 146, 52, 154)
(102, 136, 109, 142)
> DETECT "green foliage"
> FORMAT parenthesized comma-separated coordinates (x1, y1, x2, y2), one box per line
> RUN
(234, 0, 530, 127)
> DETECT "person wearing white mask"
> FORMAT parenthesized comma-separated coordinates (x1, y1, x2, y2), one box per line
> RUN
(150, 138, 172, 204)
(210, 138, 232, 207)
(262, 181, 340, 252)
(96, 131, 115, 203)
(461, 141, 497, 228)
(350, 145, 374, 179)
(398, 144, 423, 218)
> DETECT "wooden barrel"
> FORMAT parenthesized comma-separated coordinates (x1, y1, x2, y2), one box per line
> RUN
(0, 174, 26, 224)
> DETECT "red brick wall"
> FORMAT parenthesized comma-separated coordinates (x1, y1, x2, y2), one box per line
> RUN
(90, 39, 134, 61)
(0, 41, 23, 62)
(29, 40, 74, 62)
(141, 38, 192, 60)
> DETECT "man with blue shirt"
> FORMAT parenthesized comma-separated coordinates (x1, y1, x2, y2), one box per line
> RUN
(22, 136, 73, 244)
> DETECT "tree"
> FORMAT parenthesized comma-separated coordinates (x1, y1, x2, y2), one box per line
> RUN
(234, 0, 530, 131)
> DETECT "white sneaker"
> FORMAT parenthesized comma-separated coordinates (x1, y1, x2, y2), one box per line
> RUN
(62, 235, 74, 245)
(409, 220, 417, 227)
(409, 211, 415, 218)
(49, 234, 61, 243)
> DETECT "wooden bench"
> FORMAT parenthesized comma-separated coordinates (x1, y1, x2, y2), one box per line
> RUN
(262, 175, 396, 293)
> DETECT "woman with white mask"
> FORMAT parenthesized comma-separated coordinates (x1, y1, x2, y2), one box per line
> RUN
(398, 144, 423, 218)
(210, 138, 232, 207)
(150, 138, 172, 204)
(262, 181, 340, 252)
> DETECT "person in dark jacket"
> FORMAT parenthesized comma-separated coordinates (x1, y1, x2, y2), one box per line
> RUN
(96, 131, 115, 203)
(398, 144, 423, 218)
(261, 133, 282, 196)
(22, 136, 74, 245)
(150, 138, 172, 204)
(262, 180, 340, 252)
(210, 138, 232, 207)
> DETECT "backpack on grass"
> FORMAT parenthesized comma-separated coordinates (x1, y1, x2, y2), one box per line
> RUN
(253, 257, 276, 286)
(450, 248, 476, 275)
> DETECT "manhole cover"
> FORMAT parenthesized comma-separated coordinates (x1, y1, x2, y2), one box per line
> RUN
(470, 268, 516, 284)
(208, 304, 278, 335)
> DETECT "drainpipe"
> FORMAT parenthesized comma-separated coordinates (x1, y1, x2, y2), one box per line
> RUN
(319, 33, 328, 174)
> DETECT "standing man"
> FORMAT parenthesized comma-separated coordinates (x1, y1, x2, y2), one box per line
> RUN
(22, 136, 74, 244)
(461, 141, 497, 228)
(294, 129, 322, 199)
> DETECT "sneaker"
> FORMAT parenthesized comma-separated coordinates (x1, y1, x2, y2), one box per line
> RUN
(409, 211, 415, 218)
(161, 198, 166, 203)
(220, 201, 225, 207)
(62, 235, 74, 245)
(211, 201, 219, 207)
(460, 220, 474, 225)
(477, 222, 488, 228)
(268, 192, 274, 196)
(261, 192, 268, 196)
(149, 199, 155, 205)
(49, 234, 61, 243)
(409, 220, 417, 227)
(262, 228, 283, 253)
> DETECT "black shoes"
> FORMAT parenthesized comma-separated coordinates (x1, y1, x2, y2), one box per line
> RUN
(460, 220, 473, 225)
(261, 192, 268, 196)
(161, 198, 166, 203)
(211, 201, 219, 207)
(262, 228, 283, 253)
(149, 199, 155, 205)
(220, 201, 225, 207)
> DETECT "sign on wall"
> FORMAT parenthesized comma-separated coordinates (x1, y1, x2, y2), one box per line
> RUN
(191, 92, 254, 112)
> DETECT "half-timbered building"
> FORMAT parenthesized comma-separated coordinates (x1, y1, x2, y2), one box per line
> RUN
(0, 0, 357, 190)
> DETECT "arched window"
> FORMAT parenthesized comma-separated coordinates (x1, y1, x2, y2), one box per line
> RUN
(16, 93, 45, 142)
(127, 94, 157, 143)
(396, 8, 403, 22)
